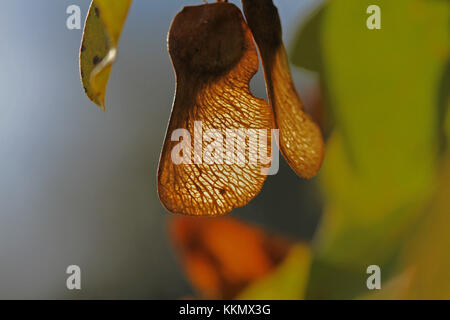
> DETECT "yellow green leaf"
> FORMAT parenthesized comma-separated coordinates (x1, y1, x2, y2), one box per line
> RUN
(397, 157, 450, 299)
(386, 83, 450, 300)
(358, 269, 414, 300)
(363, 156, 450, 300)
(292, 0, 449, 299)
(80, 0, 132, 110)
(236, 244, 311, 300)
(290, 4, 326, 72)
(446, 105, 450, 141)
(444, 69, 450, 144)
(316, 0, 448, 265)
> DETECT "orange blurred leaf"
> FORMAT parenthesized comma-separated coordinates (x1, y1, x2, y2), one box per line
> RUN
(169, 216, 296, 299)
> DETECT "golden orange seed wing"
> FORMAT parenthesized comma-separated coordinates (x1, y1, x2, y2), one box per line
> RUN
(243, 0, 324, 179)
(157, 3, 274, 216)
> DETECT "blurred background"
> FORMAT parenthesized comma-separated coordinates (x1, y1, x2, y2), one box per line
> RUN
(0, 0, 448, 299)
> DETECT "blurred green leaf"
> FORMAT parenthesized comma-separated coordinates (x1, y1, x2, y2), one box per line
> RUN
(80, 0, 132, 110)
(291, 5, 326, 72)
(237, 244, 311, 300)
(395, 155, 450, 299)
(439, 62, 450, 150)
(367, 65, 450, 300)
(358, 269, 414, 300)
(446, 103, 450, 140)
(293, 0, 450, 298)
(396, 80, 450, 298)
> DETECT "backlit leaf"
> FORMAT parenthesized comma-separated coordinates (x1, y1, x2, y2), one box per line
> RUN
(80, 0, 132, 110)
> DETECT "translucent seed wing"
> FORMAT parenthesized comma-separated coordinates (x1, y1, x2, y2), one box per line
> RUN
(158, 3, 274, 216)
(243, 0, 324, 179)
